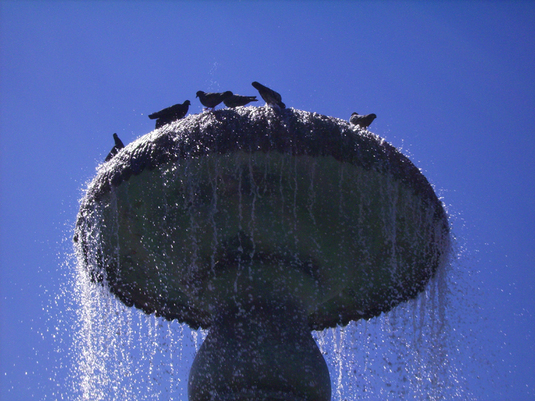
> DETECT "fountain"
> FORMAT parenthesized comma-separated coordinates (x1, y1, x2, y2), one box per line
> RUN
(74, 106, 450, 400)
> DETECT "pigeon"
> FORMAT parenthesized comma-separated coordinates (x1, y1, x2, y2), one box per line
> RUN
(349, 112, 377, 129)
(223, 94, 258, 108)
(196, 91, 233, 110)
(149, 100, 191, 128)
(104, 133, 125, 162)
(251, 81, 285, 109)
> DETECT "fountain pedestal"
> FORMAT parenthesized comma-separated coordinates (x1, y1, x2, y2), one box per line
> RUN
(189, 297, 330, 401)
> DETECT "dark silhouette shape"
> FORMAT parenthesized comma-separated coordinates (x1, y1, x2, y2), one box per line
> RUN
(251, 81, 285, 109)
(104, 133, 125, 162)
(223, 94, 258, 108)
(76, 107, 450, 401)
(149, 100, 191, 128)
(196, 91, 233, 110)
(349, 112, 377, 129)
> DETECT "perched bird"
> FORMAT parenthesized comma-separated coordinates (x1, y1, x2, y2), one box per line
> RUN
(104, 133, 125, 162)
(149, 100, 191, 128)
(196, 91, 233, 110)
(223, 94, 258, 108)
(349, 112, 377, 129)
(251, 81, 285, 109)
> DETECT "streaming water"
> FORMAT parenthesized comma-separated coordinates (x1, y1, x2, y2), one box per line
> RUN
(71, 260, 464, 400)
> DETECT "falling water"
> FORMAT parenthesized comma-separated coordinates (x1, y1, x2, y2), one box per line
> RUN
(71, 107, 461, 400)
(71, 264, 465, 400)
(72, 267, 202, 400)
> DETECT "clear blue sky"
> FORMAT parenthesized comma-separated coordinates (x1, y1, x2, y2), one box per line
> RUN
(1, 1, 534, 400)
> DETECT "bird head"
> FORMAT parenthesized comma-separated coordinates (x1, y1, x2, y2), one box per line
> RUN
(196, 91, 204, 98)
(184, 100, 191, 106)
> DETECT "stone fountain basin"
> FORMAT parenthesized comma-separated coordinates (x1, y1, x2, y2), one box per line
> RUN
(75, 107, 449, 331)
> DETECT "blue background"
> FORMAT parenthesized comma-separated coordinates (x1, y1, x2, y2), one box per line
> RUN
(1, 1, 533, 399)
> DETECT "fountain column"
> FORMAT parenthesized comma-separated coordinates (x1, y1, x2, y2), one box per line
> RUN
(189, 297, 330, 401)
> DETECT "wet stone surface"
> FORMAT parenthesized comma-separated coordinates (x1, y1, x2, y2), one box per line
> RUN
(74, 106, 450, 331)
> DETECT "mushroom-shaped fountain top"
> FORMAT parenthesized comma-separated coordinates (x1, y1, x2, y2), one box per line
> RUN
(74, 106, 450, 400)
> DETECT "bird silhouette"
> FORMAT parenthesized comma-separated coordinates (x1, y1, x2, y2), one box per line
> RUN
(251, 81, 285, 109)
(223, 94, 258, 108)
(149, 100, 191, 128)
(196, 91, 233, 110)
(104, 133, 125, 162)
(349, 112, 377, 129)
